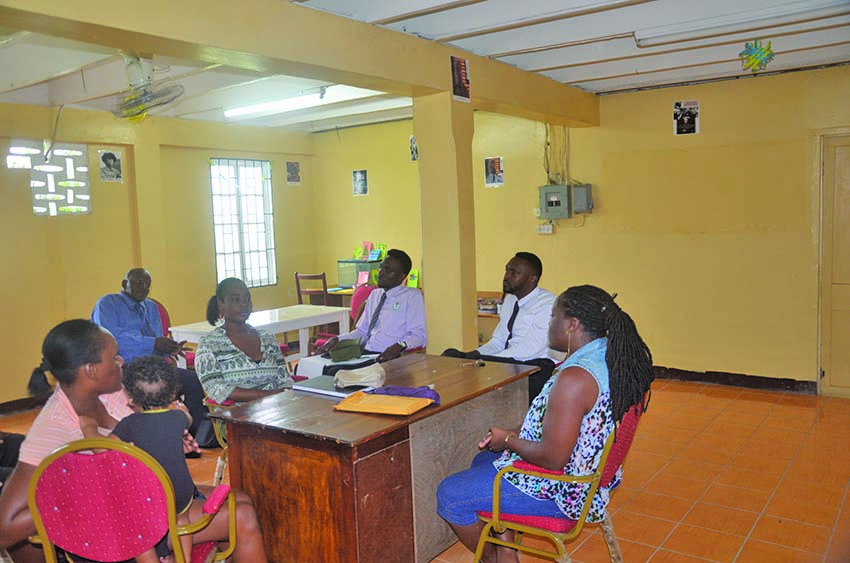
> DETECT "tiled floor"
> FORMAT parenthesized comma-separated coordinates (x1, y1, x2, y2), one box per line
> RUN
(2, 379, 849, 562)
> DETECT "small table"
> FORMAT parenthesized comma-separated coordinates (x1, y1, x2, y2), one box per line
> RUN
(213, 354, 535, 562)
(170, 304, 350, 362)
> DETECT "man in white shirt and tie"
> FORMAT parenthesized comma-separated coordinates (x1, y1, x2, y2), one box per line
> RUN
(443, 252, 556, 402)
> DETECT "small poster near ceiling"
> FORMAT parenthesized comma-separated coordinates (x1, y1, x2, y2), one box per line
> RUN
(286, 161, 301, 185)
(352, 169, 368, 196)
(484, 156, 504, 187)
(451, 56, 471, 103)
(98, 149, 123, 182)
(673, 100, 700, 136)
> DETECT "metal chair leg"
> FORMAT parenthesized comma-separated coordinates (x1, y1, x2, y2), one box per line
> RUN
(599, 513, 623, 562)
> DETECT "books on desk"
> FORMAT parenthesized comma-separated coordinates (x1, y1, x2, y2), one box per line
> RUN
(292, 375, 374, 399)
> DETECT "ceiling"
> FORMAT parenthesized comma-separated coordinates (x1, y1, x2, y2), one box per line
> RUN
(0, 0, 848, 131)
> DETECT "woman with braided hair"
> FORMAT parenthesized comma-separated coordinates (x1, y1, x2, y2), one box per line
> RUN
(437, 285, 654, 563)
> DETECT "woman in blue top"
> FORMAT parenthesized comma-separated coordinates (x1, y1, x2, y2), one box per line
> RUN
(436, 285, 654, 563)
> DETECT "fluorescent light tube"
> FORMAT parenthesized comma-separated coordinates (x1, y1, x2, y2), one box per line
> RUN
(224, 85, 383, 119)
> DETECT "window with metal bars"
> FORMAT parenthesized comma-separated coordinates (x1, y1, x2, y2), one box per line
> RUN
(209, 158, 277, 287)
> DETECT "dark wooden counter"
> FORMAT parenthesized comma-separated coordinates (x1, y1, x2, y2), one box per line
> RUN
(213, 354, 535, 562)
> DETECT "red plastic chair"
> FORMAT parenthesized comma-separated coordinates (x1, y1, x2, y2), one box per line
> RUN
(28, 438, 236, 563)
(314, 284, 378, 350)
(474, 404, 643, 562)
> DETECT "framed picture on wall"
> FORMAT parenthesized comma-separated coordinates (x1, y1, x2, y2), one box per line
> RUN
(484, 156, 504, 187)
(286, 161, 301, 185)
(451, 56, 471, 102)
(673, 100, 700, 136)
(352, 169, 368, 196)
(98, 149, 123, 183)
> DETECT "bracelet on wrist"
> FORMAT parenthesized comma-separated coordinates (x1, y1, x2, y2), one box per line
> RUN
(505, 432, 517, 447)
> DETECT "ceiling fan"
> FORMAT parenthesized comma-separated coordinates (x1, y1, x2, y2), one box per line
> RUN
(110, 55, 184, 120)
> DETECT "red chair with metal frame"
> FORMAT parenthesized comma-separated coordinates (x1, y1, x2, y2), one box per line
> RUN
(28, 438, 236, 563)
(473, 404, 643, 563)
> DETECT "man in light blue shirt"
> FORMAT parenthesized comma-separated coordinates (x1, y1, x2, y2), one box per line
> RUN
(317, 249, 426, 363)
(91, 268, 209, 448)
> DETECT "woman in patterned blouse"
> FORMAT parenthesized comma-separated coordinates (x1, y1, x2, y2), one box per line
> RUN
(195, 278, 292, 404)
(436, 285, 654, 563)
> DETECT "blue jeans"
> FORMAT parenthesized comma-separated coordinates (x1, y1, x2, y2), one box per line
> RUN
(436, 451, 565, 526)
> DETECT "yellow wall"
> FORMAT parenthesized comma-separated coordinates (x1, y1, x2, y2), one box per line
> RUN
(0, 104, 315, 402)
(311, 120, 422, 284)
(473, 66, 850, 381)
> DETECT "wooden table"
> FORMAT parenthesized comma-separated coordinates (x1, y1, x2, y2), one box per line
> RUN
(169, 304, 349, 362)
(213, 354, 535, 562)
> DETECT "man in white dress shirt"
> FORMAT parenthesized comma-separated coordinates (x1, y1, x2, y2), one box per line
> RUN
(443, 252, 557, 402)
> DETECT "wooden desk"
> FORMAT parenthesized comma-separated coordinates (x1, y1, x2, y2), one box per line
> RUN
(170, 305, 349, 362)
(213, 354, 535, 562)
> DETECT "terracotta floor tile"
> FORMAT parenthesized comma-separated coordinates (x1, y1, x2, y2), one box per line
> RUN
(716, 464, 785, 491)
(764, 481, 842, 528)
(682, 502, 759, 536)
(750, 515, 831, 554)
(643, 472, 711, 500)
(776, 394, 825, 408)
(783, 459, 850, 492)
(432, 540, 475, 562)
(570, 532, 654, 563)
(736, 539, 823, 562)
(737, 436, 801, 460)
(825, 532, 850, 563)
(607, 510, 676, 545)
(662, 523, 746, 562)
(615, 490, 695, 521)
(712, 409, 770, 428)
(675, 440, 739, 465)
(657, 413, 713, 431)
(632, 435, 686, 458)
(698, 385, 744, 399)
(702, 483, 771, 513)
(648, 549, 714, 562)
(736, 390, 783, 403)
(641, 424, 700, 445)
(656, 457, 724, 483)
(701, 419, 756, 439)
(760, 414, 816, 433)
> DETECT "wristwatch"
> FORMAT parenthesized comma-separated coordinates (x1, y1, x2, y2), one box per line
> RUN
(397, 340, 408, 351)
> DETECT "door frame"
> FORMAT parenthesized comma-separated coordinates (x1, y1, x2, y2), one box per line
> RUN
(816, 127, 850, 397)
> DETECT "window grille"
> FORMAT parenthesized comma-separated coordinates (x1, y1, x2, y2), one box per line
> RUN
(209, 158, 277, 287)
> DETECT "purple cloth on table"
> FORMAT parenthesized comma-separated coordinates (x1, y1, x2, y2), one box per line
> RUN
(367, 385, 441, 406)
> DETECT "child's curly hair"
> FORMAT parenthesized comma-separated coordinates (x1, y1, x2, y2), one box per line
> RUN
(122, 355, 180, 410)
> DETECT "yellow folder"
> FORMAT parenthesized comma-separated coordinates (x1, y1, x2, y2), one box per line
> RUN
(334, 391, 434, 416)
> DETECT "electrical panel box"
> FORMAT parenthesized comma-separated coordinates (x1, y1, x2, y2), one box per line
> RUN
(572, 184, 594, 214)
(538, 185, 571, 220)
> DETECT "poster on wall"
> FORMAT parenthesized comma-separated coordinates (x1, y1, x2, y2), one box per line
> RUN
(484, 156, 504, 187)
(409, 135, 419, 161)
(286, 161, 301, 185)
(98, 149, 123, 182)
(673, 100, 700, 136)
(451, 56, 471, 102)
(352, 169, 368, 196)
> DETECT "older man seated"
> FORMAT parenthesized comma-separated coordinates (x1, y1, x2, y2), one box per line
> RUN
(91, 268, 213, 449)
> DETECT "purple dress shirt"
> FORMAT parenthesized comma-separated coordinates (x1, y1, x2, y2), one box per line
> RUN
(338, 285, 426, 353)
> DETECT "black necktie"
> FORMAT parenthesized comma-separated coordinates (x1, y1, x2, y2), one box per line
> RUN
(505, 301, 519, 349)
(365, 291, 387, 346)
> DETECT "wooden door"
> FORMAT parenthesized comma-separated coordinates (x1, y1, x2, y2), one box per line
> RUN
(821, 135, 850, 397)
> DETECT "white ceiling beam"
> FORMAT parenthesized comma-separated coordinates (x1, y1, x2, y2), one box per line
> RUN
(0, 41, 113, 93)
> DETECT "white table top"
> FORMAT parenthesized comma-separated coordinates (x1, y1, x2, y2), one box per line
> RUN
(170, 304, 350, 343)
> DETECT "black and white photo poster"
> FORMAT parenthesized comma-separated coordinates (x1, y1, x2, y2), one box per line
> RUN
(673, 100, 700, 136)
(98, 149, 123, 182)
